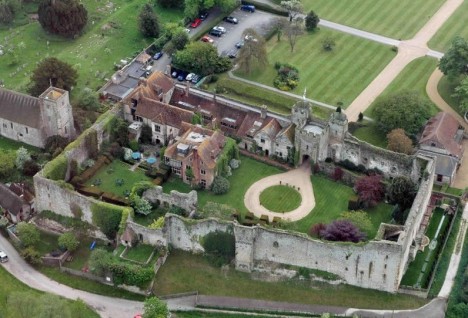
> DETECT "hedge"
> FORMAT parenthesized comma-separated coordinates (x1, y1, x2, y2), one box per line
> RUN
(77, 186, 103, 199)
(101, 192, 129, 206)
(118, 207, 133, 235)
(216, 137, 239, 176)
(91, 201, 128, 238)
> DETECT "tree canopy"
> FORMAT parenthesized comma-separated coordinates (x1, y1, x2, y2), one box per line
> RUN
(372, 91, 432, 135)
(237, 28, 268, 74)
(138, 3, 160, 38)
(184, 0, 236, 19)
(305, 10, 320, 31)
(453, 76, 468, 114)
(439, 36, 468, 79)
(281, 0, 303, 22)
(28, 57, 78, 96)
(38, 0, 88, 38)
(143, 297, 169, 318)
(386, 128, 413, 154)
(172, 42, 232, 76)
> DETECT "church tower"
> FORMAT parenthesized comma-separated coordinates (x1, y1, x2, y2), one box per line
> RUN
(39, 87, 76, 140)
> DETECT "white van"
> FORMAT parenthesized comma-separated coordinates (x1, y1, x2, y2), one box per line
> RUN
(0, 251, 8, 263)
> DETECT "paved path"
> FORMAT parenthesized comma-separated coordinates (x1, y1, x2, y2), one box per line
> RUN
(244, 161, 315, 222)
(344, 0, 464, 121)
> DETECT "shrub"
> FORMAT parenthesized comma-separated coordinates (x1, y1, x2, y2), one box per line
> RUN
(273, 63, 300, 91)
(211, 176, 230, 195)
(89, 248, 114, 276)
(340, 211, 373, 234)
(148, 217, 165, 229)
(91, 202, 123, 239)
(348, 199, 360, 211)
(21, 247, 42, 265)
(332, 167, 344, 181)
(143, 297, 169, 318)
(321, 220, 366, 243)
(129, 140, 139, 152)
(355, 175, 384, 208)
(16, 222, 40, 247)
(23, 160, 41, 176)
(202, 231, 235, 266)
(305, 11, 320, 31)
(58, 232, 79, 252)
(309, 223, 326, 238)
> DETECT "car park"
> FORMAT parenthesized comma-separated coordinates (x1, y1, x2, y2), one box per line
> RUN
(213, 26, 227, 34)
(209, 28, 223, 37)
(223, 16, 238, 24)
(153, 52, 163, 60)
(190, 18, 202, 28)
(199, 11, 209, 20)
(241, 5, 255, 12)
(201, 35, 214, 43)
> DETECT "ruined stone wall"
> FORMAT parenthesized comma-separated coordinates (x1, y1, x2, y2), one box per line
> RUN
(142, 186, 197, 212)
(126, 221, 167, 246)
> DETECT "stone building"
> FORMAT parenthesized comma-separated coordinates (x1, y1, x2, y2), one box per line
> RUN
(0, 87, 75, 148)
(164, 123, 226, 188)
(418, 112, 465, 185)
(0, 183, 34, 223)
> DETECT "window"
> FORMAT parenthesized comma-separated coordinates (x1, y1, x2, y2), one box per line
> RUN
(10, 123, 13, 129)
(201, 179, 206, 187)
(172, 167, 181, 175)
(437, 174, 443, 182)
(25, 127, 28, 134)
(200, 169, 206, 175)
(154, 125, 161, 132)
(260, 138, 265, 143)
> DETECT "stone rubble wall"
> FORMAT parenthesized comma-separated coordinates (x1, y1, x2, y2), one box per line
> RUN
(142, 186, 197, 213)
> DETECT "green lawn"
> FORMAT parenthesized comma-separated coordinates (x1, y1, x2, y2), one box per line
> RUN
(351, 124, 388, 148)
(33, 230, 60, 255)
(401, 208, 451, 287)
(207, 75, 333, 120)
(284, 175, 393, 239)
(0, 267, 99, 317)
(0, 0, 183, 93)
(365, 57, 440, 117)
(0, 136, 40, 153)
(66, 238, 111, 270)
(85, 160, 151, 197)
(260, 185, 301, 213)
(428, 1, 468, 51)
(124, 244, 155, 263)
(154, 250, 428, 310)
(163, 155, 283, 214)
(237, 29, 396, 108)
(285, 0, 445, 39)
(173, 312, 284, 318)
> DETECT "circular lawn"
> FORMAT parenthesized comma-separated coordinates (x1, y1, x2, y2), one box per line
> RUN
(259, 185, 302, 213)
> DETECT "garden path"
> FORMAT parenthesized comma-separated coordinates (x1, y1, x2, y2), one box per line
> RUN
(244, 160, 315, 222)
(344, 0, 464, 121)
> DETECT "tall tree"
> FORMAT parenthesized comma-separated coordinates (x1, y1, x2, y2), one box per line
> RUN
(321, 220, 366, 243)
(0, 0, 15, 24)
(386, 128, 413, 154)
(305, 10, 320, 31)
(172, 42, 231, 76)
(373, 90, 432, 135)
(281, 0, 303, 22)
(439, 36, 468, 80)
(387, 176, 416, 210)
(237, 28, 268, 74)
(453, 76, 468, 115)
(16, 222, 40, 247)
(38, 0, 88, 38)
(285, 17, 304, 52)
(28, 57, 78, 96)
(139, 3, 160, 38)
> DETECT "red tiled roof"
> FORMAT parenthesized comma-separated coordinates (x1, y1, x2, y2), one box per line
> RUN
(420, 112, 463, 157)
(135, 97, 193, 128)
(125, 71, 174, 102)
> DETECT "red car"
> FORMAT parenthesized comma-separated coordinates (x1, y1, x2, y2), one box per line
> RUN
(201, 36, 214, 44)
(190, 18, 202, 28)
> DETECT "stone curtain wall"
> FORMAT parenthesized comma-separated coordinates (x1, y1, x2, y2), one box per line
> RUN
(126, 220, 167, 246)
(142, 186, 198, 213)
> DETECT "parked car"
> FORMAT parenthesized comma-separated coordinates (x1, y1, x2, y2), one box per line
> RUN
(213, 26, 227, 33)
(191, 74, 201, 84)
(223, 16, 238, 24)
(228, 50, 238, 59)
(186, 73, 195, 81)
(0, 251, 8, 263)
(153, 52, 163, 60)
(199, 10, 209, 20)
(201, 35, 214, 44)
(209, 28, 223, 37)
(190, 18, 202, 28)
(171, 71, 178, 78)
(241, 5, 255, 12)
(235, 40, 244, 48)
(184, 28, 191, 34)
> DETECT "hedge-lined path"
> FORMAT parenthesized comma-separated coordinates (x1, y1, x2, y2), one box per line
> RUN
(244, 160, 315, 222)
(344, 0, 464, 121)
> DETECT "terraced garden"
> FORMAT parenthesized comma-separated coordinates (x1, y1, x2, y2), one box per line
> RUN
(236, 28, 396, 107)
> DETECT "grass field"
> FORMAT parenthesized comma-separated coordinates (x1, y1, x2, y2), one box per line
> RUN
(124, 244, 155, 263)
(401, 208, 450, 287)
(365, 57, 440, 117)
(85, 160, 151, 197)
(438, 75, 466, 117)
(154, 250, 428, 310)
(0, 267, 98, 317)
(351, 124, 388, 148)
(275, 0, 445, 39)
(259, 185, 301, 212)
(428, 1, 468, 51)
(0, 136, 40, 153)
(173, 312, 278, 318)
(237, 28, 395, 108)
(0, 0, 183, 93)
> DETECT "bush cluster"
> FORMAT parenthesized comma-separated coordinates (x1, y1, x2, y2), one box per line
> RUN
(273, 63, 299, 91)
(202, 231, 235, 267)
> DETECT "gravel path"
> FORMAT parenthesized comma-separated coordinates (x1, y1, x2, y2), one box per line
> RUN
(244, 161, 315, 222)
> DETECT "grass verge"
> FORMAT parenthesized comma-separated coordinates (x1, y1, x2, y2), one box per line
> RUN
(259, 185, 302, 213)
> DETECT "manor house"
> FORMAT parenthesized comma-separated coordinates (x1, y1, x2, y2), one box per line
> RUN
(0, 87, 76, 148)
